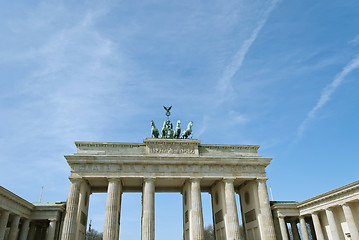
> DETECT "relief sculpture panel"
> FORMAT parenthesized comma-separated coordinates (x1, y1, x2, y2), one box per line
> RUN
(144, 139, 200, 156)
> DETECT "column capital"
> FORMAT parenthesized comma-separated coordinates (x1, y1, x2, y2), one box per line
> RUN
(299, 215, 306, 219)
(311, 211, 319, 216)
(256, 177, 269, 182)
(340, 202, 351, 207)
(0, 210, 10, 220)
(278, 215, 286, 219)
(107, 178, 121, 182)
(189, 178, 202, 183)
(143, 177, 156, 183)
(324, 207, 334, 212)
(222, 178, 236, 183)
(68, 178, 82, 184)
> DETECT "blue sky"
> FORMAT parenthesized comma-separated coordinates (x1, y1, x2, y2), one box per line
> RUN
(1, 0, 358, 239)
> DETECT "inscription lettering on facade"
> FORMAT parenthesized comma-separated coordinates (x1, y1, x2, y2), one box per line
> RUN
(144, 139, 200, 156)
(148, 145, 195, 154)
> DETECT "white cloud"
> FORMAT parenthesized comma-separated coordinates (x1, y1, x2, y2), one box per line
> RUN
(0, 1, 138, 203)
(6, 2, 136, 144)
(216, 0, 282, 103)
(296, 54, 359, 138)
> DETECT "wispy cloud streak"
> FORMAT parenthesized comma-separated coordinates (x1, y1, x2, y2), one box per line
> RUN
(349, 34, 359, 45)
(296, 54, 359, 138)
(217, 0, 282, 101)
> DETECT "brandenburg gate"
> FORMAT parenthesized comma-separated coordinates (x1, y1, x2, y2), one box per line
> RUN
(60, 109, 276, 240)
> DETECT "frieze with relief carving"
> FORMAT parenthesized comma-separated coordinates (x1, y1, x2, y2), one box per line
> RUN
(147, 143, 196, 155)
(144, 139, 200, 156)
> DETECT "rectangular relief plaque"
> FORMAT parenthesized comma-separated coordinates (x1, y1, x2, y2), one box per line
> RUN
(245, 209, 256, 223)
(215, 209, 224, 224)
(144, 139, 200, 156)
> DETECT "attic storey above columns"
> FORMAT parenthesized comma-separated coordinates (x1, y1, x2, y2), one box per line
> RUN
(65, 139, 272, 192)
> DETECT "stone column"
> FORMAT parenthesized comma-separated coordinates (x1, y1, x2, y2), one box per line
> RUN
(40, 224, 47, 240)
(311, 213, 324, 240)
(8, 215, 20, 240)
(223, 179, 241, 240)
(190, 179, 205, 240)
(325, 208, 340, 240)
(299, 216, 310, 240)
(19, 219, 30, 240)
(278, 216, 289, 240)
(27, 223, 37, 240)
(342, 203, 359, 240)
(61, 178, 82, 240)
(46, 220, 57, 240)
(141, 178, 155, 240)
(290, 220, 300, 240)
(104, 179, 122, 240)
(0, 210, 10, 240)
(257, 179, 276, 240)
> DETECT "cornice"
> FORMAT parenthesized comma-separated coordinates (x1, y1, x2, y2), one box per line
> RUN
(200, 144, 260, 150)
(75, 141, 259, 150)
(143, 138, 201, 144)
(297, 181, 359, 209)
(65, 155, 272, 166)
(75, 142, 144, 148)
(0, 186, 34, 210)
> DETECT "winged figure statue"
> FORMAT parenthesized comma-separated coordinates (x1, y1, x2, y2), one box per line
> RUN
(163, 106, 172, 117)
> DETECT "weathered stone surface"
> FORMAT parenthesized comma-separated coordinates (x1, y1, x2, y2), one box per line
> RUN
(67, 139, 271, 188)
(271, 181, 359, 240)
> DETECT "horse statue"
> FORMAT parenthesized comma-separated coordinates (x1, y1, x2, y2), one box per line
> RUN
(165, 120, 174, 138)
(151, 120, 159, 138)
(174, 120, 181, 139)
(182, 121, 193, 139)
(161, 120, 167, 138)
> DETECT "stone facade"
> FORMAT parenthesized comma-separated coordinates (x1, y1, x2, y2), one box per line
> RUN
(0, 187, 65, 240)
(1, 138, 358, 240)
(271, 181, 359, 240)
(61, 138, 276, 240)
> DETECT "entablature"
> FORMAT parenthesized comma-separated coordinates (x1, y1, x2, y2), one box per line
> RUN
(74, 139, 261, 158)
(0, 186, 34, 217)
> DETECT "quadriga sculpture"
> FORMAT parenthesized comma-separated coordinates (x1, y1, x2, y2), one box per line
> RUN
(151, 120, 159, 138)
(161, 120, 167, 138)
(174, 120, 181, 139)
(182, 121, 193, 139)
